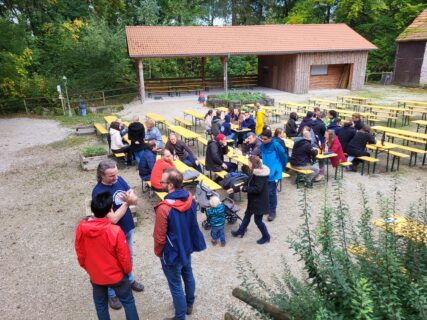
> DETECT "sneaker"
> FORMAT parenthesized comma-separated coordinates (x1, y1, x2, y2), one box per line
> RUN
(163, 317, 175, 320)
(108, 296, 122, 310)
(187, 305, 193, 315)
(221, 241, 226, 247)
(211, 240, 217, 246)
(267, 214, 276, 222)
(313, 175, 324, 182)
(131, 281, 144, 292)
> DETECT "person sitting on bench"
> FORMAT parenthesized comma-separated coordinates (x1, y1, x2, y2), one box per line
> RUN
(324, 130, 347, 168)
(150, 149, 176, 191)
(337, 121, 356, 154)
(242, 132, 262, 157)
(138, 140, 157, 182)
(166, 133, 202, 172)
(109, 121, 132, 165)
(290, 130, 320, 182)
(205, 134, 237, 173)
(346, 125, 376, 172)
(285, 112, 299, 138)
(352, 113, 365, 131)
(145, 119, 164, 148)
(242, 111, 256, 133)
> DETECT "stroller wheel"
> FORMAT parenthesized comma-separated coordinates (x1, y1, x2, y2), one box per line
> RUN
(202, 220, 211, 230)
(228, 215, 238, 224)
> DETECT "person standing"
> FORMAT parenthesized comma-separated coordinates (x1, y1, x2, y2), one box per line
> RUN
(128, 115, 145, 165)
(75, 191, 139, 320)
(92, 160, 144, 310)
(154, 168, 207, 320)
(260, 129, 288, 221)
(228, 156, 271, 244)
(254, 103, 266, 135)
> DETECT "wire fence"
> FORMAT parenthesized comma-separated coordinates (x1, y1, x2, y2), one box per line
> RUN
(365, 71, 394, 85)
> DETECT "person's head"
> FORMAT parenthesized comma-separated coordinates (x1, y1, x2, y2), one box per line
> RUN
(247, 132, 257, 144)
(91, 191, 113, 218)
(161, 167, 183, 193)
(97, 159, 118, 184)
(205, 110, 213, 119)
(302, 126, 311, 134)
(215, 110, 222, 118)
(254, 103, 261, 110)
(352, 113, 361, 122)
(148, 140, 157, 151)
(328, 110, 338, 119)
(290, 112, 298, 121)
(216, 133, 227, 146)
(161, 148, 173, 163)
(209, 196, 221, 208)
(169, 133, 177, 145)
(305, 111, 314, 119)
(248, 155, 262, 171)
(344, 121, 354, 128)
(110, 121, 121, 131)
(336, 118, 342, 126)
(233, 108, 240, 116)
(326, 129, 336, 148)
(303, 130, 311, 141)
(145, 119, 154, 129)
(262, 124, 270, 132)
(313, 107, 320, 117)
(244, 111, 251, 119)
(319, 111, 326, 120)
(132, 115, 139, 122)
(261, 129, 272, 144)
(360, 125, 371, 133)
(274, 128, 284, 138)
(224, 114, 231, 123)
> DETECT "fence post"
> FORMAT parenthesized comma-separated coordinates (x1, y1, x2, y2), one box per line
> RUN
(102, 91, 106, 106)
(23, 99, 28, 114)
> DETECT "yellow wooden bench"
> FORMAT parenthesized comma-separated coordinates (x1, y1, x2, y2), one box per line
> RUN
(386, 150, 409, 171)
(144, 181, 167, 199)
(334, 161, 353, 179)
(94, 123, 108, 140)
(286, 163, 313, 188)
(197, 136, 208, 156)
(395, 145, 427, 166)
(286, 163, 313, 175)
(372, 215, 427, 245)
(174, 116, 192, 128)
(357, 156, 379, 175)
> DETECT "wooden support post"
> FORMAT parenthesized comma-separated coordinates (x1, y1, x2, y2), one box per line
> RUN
(137, 58, 145, 104)
(201, 57, 206, 90)
(232, 288, 291, 320)
(102, 91, 106, 106)
(220, 56, 228, 94)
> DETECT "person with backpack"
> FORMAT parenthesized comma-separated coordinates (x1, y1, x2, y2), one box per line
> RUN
(75, 191, 139, 320)
(205, 134, 237, 173)
(260, 129, 288, 222)
(228, 156, 271, 244)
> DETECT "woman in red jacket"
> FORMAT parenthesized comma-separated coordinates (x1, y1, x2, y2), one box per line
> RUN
(324, 129, 347, 167)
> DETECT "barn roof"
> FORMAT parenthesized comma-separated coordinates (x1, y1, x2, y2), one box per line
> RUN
(125, 24, 376, 58)
(397, 9, 427, 42)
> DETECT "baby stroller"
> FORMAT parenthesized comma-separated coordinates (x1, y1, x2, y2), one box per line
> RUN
(195, 182, 241, 230)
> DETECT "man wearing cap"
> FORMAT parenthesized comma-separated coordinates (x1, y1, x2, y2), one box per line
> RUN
(205, 134, 237, 173)
(260, 129, 288, 222)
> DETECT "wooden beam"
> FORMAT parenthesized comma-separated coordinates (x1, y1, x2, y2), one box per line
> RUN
(137, 58, 145, 104)
(201, 57, 206, 90)
(220, 56, 228, 94)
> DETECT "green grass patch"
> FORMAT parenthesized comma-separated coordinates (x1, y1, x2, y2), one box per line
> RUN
(49, 136, 89, 149)
(51, 114, 106, 127)
(81, 146, 108, 157)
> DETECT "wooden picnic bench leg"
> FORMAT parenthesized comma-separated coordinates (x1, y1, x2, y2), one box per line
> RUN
(360, 162, 365, 176)
(386, 152, 390, 172)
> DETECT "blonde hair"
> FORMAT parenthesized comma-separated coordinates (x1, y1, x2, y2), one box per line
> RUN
(209, 196, 221, 208)
(132, 115, 139, 122)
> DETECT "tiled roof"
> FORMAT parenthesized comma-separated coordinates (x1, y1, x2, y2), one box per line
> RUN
(397, 9, 427, 42)
(125, 24, 376, 58)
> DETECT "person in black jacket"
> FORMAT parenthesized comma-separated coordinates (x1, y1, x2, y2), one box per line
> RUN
(205, 134, 237, 173)
(128, 115, 146, 165)
(285, 112, 299, 137)
(337, 121, 356, 153)
(297, 111, 314, 135)
(311, 115, 326, 145)
(352, 113, 365, 131)
(290, 130, 320, 182)
(228, 156, 271, 244)
(346, 125, 376, 171)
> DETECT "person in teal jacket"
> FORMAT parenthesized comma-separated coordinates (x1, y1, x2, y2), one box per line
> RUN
(260, 129, 288, 221)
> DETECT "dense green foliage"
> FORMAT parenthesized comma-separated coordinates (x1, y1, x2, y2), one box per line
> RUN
(215, 91, 266, 103)
(81, 146, 108, 157)
(233, 183, 427, 319)
(0, 1, 425, 108)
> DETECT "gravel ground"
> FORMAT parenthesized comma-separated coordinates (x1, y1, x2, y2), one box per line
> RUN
(1, 85, 426, 319)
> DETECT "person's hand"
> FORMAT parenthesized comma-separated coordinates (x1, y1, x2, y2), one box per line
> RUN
(195, 160, 200, 166)
(125, 190, 138, 205)
(227, 188, 234, 194)
(222, 163, 228, 169)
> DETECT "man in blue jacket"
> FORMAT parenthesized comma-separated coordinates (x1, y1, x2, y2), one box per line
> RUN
(154, 168, 207, 320)
(242, 111, 256, 133)
(260, 129, 288, 221)
(138, 140, 157, 182)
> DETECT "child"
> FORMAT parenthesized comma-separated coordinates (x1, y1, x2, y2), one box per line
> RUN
(75, 191, 139, 319)
(206, 196, 226, 247)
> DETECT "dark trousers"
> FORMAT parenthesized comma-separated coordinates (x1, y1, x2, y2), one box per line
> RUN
(224, 161, 238, 172)
(238, 210, 270, 240)
(267, 181, 278, 218)
(183, 154, 203, 172)
(113, 145, 132, 165)
(348, 148, 370, 167)
(91, 275, 139, 320)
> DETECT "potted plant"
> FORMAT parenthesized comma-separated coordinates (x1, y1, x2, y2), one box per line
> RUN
(80, 146, 108, 170)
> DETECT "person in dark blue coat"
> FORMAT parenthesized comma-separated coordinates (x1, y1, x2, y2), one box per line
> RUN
(138, 140, 157, 182)
(242, 111, 256, 133)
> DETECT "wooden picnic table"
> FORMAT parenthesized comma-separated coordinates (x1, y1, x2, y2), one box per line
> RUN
(366, 141, 399, 172)
(173, 159, 222, 191)
(372, 126, 427, 140)
(308, 98, 340, 107)
(146, 113, 166, 123)
(337, 95, 369, 104)
(183, 109, 205, 129)
(316, 151, 338, 181)
(412, 120, 427, 133)
(168, 125, 200, 145)
(215, 107, 229, 113)
(231, 124, 251, 133)
(104, 115, 118, 125)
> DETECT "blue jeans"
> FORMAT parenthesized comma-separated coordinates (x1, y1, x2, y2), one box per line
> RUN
(268, 181, 278, 218)
(92, 275, 139, 320)
(238, 210, 270, 239)
(224, 161, 238, 172)
(133, 150, 145, 166)
(211, 226, 226, 244)
(109, 229, 135, 298)
(183, 154, 203, 173)
(161, 257, 196, 320)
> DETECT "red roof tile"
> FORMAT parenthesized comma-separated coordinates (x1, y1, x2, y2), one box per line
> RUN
(397, 9, 427, 42)
(125, 24, 376, 58)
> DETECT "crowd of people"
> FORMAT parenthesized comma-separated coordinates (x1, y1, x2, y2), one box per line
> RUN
(76, 104, 376, 320)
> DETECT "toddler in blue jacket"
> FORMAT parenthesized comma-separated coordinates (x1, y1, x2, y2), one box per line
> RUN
(206, 196, 226, 247)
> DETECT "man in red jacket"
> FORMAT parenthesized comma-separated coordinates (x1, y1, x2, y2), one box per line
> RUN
(75, 191, 139, 320)
(150, 148, 176, 191)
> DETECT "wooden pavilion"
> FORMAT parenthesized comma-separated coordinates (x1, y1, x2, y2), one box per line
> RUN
(125, 24, 376, 102)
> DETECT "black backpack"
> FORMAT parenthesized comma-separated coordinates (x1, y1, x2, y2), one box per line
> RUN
(220, 172, 248, 189)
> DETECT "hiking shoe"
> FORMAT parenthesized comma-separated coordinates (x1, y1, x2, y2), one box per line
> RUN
(131, 281, 144, 292)
(211, 240, 217, 246)
(187, 305, 193, 315)
(267, 214, 276, 222)
(108, 296, 122, 310)
(257, 237, 270, 245)
(221, 241, 226, 247)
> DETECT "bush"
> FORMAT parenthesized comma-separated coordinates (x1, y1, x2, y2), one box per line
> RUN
(81, 146, 107, 157)
(215, 91, 267, 103)
(231, 182, 427, 319)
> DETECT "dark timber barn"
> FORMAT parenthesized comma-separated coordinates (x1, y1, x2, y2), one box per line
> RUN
(125, 24, 376, 102)
(394, 9, 427, 87)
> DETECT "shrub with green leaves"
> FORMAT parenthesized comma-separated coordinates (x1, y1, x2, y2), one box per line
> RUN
(215, 91, 267, 103)
(231, 182, 427, 319)
(81, 146, 107, 157)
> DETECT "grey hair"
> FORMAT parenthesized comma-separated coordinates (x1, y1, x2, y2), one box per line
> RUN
(96, 159, 117, 183)
(169, 132, 177, 138)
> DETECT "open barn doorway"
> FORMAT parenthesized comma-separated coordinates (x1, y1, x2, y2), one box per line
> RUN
(309, 64, 352, 90)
